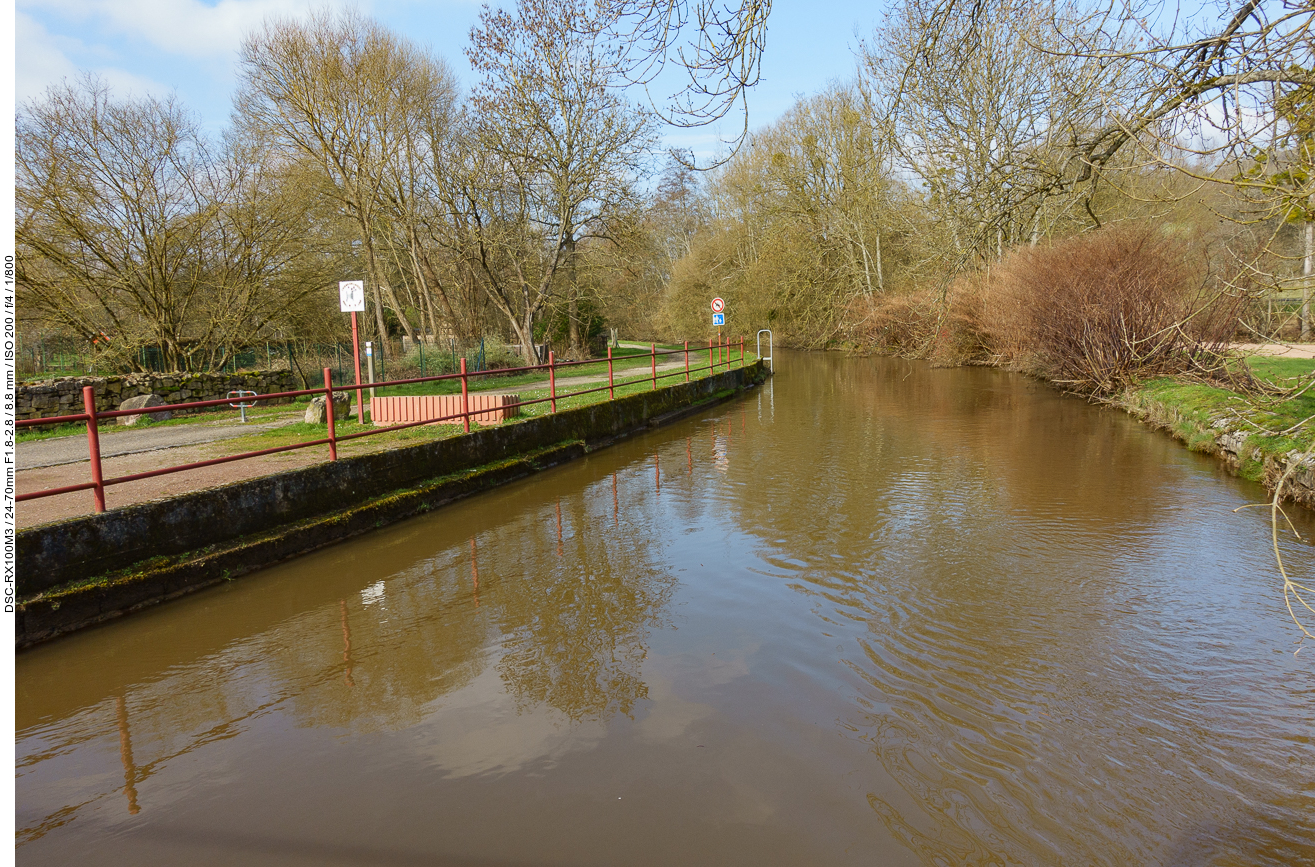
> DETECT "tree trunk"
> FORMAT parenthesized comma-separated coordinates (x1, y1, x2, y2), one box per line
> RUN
(564, 236, 580, 353)
(1303, 220, 1312, 342)
(369, 282, 388, 351)
(875, 231, 884, 293)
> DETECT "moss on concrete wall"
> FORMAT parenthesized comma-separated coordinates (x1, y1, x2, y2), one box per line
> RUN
(17, 362, 767, 609)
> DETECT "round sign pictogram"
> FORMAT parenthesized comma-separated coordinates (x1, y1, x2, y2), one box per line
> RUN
(711, 297, 725, 314)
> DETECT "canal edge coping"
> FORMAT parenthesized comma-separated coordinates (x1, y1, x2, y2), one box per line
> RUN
(16, 362, 769, 648)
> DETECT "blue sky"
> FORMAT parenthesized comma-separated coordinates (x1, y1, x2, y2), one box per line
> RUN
(15, 0, 888, 157)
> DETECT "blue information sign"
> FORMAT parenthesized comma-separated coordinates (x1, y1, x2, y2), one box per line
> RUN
(712, 312, 725, 326)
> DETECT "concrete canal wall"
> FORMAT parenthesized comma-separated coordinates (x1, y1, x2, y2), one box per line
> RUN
(15, 362, 769, 647)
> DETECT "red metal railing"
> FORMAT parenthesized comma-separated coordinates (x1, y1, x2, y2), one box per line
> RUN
(18, 337, 752, 513)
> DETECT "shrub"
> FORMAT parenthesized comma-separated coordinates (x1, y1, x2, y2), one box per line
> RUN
(978, 225, 1248, 394)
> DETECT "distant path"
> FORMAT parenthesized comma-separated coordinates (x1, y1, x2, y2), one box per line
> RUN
(1232, 342, 1315, 359)
(17, 418, 298, 470)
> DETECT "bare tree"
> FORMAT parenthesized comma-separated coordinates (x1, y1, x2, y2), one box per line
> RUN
(237, 9, 457, 355)
(16, 76, 322, 372)
(859, 0, 1151, 269)
(583, 0, 771, 159)
(463, 0, 657, 358)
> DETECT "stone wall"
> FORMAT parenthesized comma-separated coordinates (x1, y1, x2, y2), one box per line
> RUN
(17, 370, 298, 422)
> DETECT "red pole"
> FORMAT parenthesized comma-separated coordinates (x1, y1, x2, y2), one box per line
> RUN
(607, 346, 614, 400)
(549, 350, 557, 413)
(460, 357, 470, 433)
(83, 386, 106, 513)
(323, 368, 337, 461)
(708, 338, 713, 375)
(684, 340, 690, 382)
(351, 311, 364, 425)
(651, 343, 656, 390)
(740, 336, 745, 368)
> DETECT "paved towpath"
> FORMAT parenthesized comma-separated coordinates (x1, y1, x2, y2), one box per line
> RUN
(1230, 342, 1315, 359)
(18, 418, 298, 470)
(15, 359, 706, 528)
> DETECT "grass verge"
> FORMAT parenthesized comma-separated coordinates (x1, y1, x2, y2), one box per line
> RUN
(1121, 356, 1315, 491)
(214, 359, 754, 456)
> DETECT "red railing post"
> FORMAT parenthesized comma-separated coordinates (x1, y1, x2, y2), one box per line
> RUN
(83, 386, 106, 513)
(651, 343, 657, 390)
(740, 336, 745, 368)
(460, 357, 470, 433)
(323, 368, 338, 461)
(708, 338, 713, 375)
(607, 346, 615, 400)
(549, 350, 557, 413)
(684, 340, 690, 382)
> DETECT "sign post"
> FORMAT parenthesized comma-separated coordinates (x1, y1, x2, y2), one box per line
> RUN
(339, 281, 366, 424)
(711, 298, 725, 359)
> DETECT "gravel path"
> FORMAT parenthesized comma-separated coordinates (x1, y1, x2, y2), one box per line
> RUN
(1231, 342, 1315, 359)
(17, 418, 299, 470)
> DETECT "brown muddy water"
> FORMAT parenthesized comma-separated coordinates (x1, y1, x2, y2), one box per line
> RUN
(15, 352, 1315, 866)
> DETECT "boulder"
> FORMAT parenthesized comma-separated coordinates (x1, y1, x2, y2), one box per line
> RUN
(118, 393, 171, 426)
(304, 392, 353, 424)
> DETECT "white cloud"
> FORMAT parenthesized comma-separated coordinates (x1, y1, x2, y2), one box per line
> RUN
(15, 13, 81, 105)
(19, 0, 357, 61)
(15, 12, 170, 106)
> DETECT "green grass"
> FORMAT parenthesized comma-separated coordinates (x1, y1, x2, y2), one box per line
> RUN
(19, 345, 753, 446)
(1246, 356, 1315, 383)
(220, 417, 461, 454)
(214, 355, 755, 456)
(1130, 356, 1315, 482)
(17, 422, 91, 443)
(374, 345, 696, 398)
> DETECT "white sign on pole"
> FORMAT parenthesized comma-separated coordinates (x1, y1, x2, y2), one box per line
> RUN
(339, 280, 365, 312)
(710, 297, 725, 314)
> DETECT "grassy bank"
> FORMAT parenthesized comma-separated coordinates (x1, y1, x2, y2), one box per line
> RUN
(1120, 357, 1315, 506)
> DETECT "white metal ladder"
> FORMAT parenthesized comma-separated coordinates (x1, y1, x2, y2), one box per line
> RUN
(756, 329, 774, 372)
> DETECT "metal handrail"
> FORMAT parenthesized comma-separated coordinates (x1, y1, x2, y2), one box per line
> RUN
(17, 336, 757, 514)
(756, 330, 774, 372)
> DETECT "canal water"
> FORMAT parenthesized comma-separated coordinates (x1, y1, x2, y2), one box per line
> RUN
(16, 353, 1315, 865)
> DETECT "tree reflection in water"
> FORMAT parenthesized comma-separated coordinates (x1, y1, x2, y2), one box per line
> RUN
(492, 488, 677, 723)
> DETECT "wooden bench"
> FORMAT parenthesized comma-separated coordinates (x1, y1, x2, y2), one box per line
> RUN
(370, 393, 520, 427)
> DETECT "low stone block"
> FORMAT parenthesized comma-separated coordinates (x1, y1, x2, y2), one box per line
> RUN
(304, 393, 353, 424)
(118, 393, 172, 426)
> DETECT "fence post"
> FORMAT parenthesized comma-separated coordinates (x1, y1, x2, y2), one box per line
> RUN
(460, 357, 470, 433)
(740, 336, 745, 368)
(549, 350, 557, 413)
(83, 386, 106, 513)
(684, 341, 690, 382)
(708, 338, 713, 375)
(323, 368, 338, 461)
(608, 346, 615, 400)
(651, 343, 657, 390)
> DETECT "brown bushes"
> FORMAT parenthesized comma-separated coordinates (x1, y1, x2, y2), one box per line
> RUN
(856, 225, 1251, 395)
